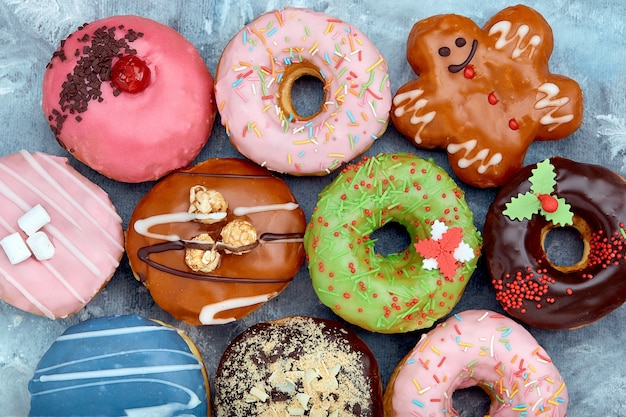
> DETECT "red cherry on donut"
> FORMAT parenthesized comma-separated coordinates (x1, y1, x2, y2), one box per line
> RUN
(538, 194, 558, 213)
(111, 55, 151, 94)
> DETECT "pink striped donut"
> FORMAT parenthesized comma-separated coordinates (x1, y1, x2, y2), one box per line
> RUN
(384, 310, 568, 417)
(0, 151, 124, 318)
(215, 7, 392, 175)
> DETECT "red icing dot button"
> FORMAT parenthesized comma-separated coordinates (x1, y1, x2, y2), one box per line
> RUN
(488, 91, 499, 105)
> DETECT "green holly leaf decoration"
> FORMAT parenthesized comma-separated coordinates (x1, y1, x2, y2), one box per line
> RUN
(529, 159, 557, 195)
(542, 196, 573, 226)
(503, 159, 574, 226)
(503, 192, 541, 221)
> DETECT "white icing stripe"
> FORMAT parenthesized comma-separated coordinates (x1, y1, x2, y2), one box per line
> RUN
(447, 139, 503, 173)
(31, 377, 202, 412)
(199, 292, 277, 325)
(0, 161, 82, 230)
(56, 325, 176, 341)
(535, 82, 575, 131)
(38, 364, 202, 382)
(35, 349, 199, 374)
(392, 89, 436, 144)
(24, 151, 123, 251)
(233, 202, 299, 216)
(41, 262, 86, 304)
(0, 264, 54, 318)
(0, 177, 95, 302)
(134, 212, 228, 241)
(0, 215, 17, 234)
(39, 152, 122, 222)
(45, 223, 101, 276)
(0, 154, 112, 276)
(488, 20, 542, 59)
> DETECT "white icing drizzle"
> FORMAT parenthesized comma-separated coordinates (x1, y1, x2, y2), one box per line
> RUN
(392, 89, 436, 144)
(233, 202, 299, 216)
(2, 206, 83, 305)
(447, 139, 503, 173)
(0, 162, 81, 231)
(534, 82, 575, 131)
(199, 292, 277, 325)
(24, 150, 124, 250)
(56, 325, 176, 341)
(31, 377, 202, 414)
(38, 151, 122, 222)
(0, 179, 98, 302)
(0, 151, 120, 277)
(43, 263, 86, 304)
(36, 349, 198, 374)
(488, 20, 542, 59)
(133, 212, 228, 241)
(0, 264, 54, 318)
(38, 364, 202, 382)
(45, 223, 101, 276)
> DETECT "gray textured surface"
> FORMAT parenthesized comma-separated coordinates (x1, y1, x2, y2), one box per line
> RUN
(0, 0, 625, 415)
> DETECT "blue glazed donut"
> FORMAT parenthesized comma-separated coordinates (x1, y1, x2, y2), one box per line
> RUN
(28, 315, 209, 416)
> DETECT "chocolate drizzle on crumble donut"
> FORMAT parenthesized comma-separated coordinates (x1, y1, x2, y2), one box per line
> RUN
(46, 23, 144, 139)
(214, 316, 383, 417)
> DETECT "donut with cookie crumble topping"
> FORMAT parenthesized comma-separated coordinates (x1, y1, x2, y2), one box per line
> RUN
(214, 315, 383, 417)
(484, 157, 626, 329)
(304, 153, 482, 333)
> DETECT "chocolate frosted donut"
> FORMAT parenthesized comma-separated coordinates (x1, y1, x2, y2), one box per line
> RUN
(125, 158, 306, 325)
(214, 315, 383, 417)
(484, 157, 626, 329)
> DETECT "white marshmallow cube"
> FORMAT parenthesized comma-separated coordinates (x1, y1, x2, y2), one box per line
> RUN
(18, 204, 51, 236)
(27, 231, 55, 261)
(0, 232, 32, 265)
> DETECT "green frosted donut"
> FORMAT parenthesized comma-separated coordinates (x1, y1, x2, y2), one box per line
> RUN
(304, 153, 482, 333)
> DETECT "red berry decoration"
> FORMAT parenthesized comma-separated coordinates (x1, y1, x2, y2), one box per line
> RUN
(538, 194, 558, 213)
(463, 65, 475, 79)
(111, 55, 151, 93)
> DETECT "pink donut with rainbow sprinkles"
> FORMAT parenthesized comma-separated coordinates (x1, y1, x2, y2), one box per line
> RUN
(215, 7, 392, 175)
(384, 310, 568, 417)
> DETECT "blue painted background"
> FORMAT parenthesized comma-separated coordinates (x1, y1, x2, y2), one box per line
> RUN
(1, 0, 625, 415)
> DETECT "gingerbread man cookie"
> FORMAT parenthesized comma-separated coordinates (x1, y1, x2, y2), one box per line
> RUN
(392, 5, 583, 188)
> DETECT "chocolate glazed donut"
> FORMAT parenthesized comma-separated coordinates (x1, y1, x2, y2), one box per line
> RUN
(126, 158, 306, 326)
(484, 157, 626, 329)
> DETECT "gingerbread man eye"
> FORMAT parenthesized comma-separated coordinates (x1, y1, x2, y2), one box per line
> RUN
(455, 37, 467, 47)
(438, 47, 451, 57)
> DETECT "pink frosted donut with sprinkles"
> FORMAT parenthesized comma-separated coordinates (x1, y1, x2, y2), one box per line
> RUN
(383, 310, 568, 417)
(215, 7, 392, 175)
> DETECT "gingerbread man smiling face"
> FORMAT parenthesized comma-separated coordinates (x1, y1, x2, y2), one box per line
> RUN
(392, 5, 583, 188)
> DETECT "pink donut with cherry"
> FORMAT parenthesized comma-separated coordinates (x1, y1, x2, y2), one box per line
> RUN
(42, 15, 216, 183)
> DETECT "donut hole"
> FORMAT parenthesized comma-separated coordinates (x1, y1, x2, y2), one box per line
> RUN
(370, 222, 411, 256)
(278, 62, 326, 120)
(451, 386, 491, 416)
(290, 75, 325, 119)
(542, 225, 587, 271)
